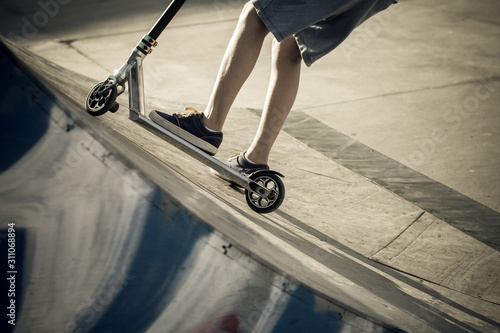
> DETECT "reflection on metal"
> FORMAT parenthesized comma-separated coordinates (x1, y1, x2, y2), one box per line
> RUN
(0, 39, 401, 333)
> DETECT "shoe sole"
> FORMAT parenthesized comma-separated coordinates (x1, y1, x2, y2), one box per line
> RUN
(149, 111, 218, 156)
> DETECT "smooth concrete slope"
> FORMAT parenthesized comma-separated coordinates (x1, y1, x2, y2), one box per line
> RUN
(0, 39, 399, 333)
(0, 39, 499, 333)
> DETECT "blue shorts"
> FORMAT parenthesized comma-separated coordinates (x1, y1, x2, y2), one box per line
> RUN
(251, 0, 397, 66)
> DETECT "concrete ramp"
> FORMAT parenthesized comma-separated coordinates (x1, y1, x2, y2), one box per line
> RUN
(0, 38, 498, 333)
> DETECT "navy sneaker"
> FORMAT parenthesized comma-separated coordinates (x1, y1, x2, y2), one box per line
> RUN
(149, 107, 223, 156)
(227, 152, 269, 176)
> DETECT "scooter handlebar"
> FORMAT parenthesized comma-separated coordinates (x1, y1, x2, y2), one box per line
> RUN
(148, 0, 187, 40)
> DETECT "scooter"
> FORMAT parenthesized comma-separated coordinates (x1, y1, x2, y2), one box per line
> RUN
(84, 0, 285, 214)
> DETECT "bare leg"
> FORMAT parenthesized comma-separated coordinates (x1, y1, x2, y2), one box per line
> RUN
(246, 36, 302, 165)
(203, 2, 269, 132)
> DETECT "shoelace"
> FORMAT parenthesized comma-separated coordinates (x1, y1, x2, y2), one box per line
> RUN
(227, 152, 243, 163)
(174, 107, 202, 118)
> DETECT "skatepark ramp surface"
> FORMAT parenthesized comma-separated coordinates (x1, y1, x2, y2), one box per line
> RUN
(0, 38, 396, 333)
(0, 37, 499, 333)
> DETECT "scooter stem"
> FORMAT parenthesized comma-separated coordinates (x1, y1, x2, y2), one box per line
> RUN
(115, 0, 187, 119)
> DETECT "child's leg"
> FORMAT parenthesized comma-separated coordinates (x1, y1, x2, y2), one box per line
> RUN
(203, 2, 269, 132)
(246, 36, 302, 165)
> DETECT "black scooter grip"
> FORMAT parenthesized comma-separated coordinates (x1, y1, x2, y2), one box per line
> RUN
(148, 0, 187, 40)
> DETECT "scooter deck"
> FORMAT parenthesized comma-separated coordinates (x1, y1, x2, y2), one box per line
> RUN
(132, 113, 258, 192)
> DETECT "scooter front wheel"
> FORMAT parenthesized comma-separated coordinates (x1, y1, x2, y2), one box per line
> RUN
(86, 81, 118, 116)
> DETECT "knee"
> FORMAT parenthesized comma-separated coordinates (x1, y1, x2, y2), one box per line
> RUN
(272, 38, 302, 65)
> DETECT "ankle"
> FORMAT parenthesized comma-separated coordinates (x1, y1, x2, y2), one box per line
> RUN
(202, 113, 222, 133)
(245, 150, 268, 165)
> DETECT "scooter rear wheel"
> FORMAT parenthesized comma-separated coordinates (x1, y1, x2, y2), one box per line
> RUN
(245, 171, 285, 214)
